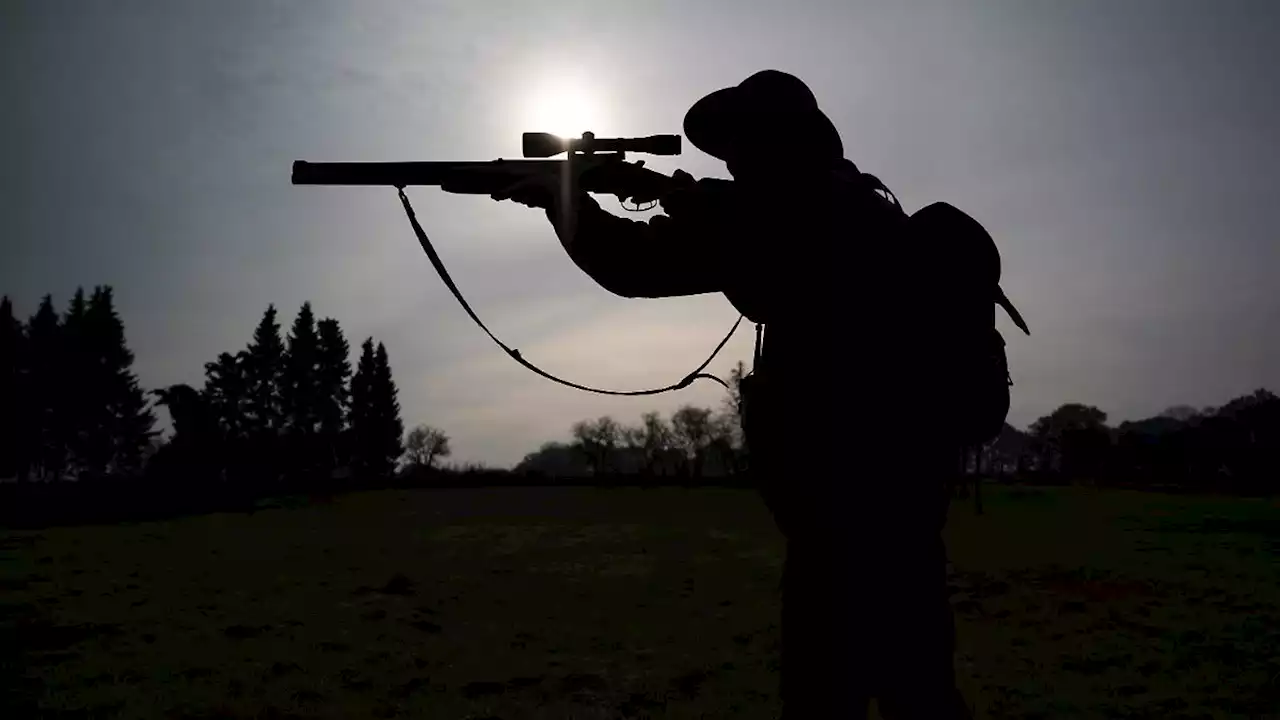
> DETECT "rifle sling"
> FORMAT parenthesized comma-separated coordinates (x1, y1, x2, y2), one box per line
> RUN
(395, 187, 739, 396)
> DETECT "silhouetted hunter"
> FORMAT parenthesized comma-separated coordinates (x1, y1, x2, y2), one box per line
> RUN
(492, 70, 1028, 719)
(290, 68, 1028, 719)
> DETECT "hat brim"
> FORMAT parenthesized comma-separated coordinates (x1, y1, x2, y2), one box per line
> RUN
(683, 86, 843, 162)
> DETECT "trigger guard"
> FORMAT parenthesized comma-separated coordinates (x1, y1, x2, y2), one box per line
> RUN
(620, 198, 657, 212)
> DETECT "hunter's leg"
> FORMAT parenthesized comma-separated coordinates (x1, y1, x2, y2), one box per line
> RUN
(779, 535, 872, 719)
(873, 532, 971, 720)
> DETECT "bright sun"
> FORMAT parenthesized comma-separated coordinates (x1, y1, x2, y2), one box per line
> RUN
(524, 77, 605, 140)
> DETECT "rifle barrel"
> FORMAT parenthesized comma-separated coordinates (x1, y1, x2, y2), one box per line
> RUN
(291, 160, 551, 186)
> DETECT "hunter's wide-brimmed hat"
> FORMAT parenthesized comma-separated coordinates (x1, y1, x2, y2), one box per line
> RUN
(683, 69, 844, 161)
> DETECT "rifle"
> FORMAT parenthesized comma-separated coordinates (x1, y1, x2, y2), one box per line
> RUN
(290, 131, 743, 397)
(292, 131, 683, 210)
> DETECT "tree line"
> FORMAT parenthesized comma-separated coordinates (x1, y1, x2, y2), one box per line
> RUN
(1, 289, 155, 481)
(516, 367, 1280, 498)
(515, 363, 752, 483)
(981, 390, 1280, 495)
(148, 301, 406, 488)
(1, 290, 407, 492)
(4, 287, 1279, 512)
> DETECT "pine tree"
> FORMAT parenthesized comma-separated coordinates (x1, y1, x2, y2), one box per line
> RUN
(111, 371, 157, 476)
(83, 286, 155, 476)
(199, 351, 248, 481)
(349, 338, 376, 477)
(203, 352, 246, 439)
(282, 302, 321, 435)
(371, 341, 404, 476)
(26, 296, 62, 480)
(316, 318, 351, 438)
(242, 305, 285, 435)
(0, 296, 22, 478)
(61, 288, 92, 475)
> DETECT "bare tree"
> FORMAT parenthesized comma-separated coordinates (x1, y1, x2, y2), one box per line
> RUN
(403, 424, 451, 470)
(639, 411, 674, 475)
(571, 416, 620, 475)
(707, 411, 741, 476)
(671, 405, 714, 478)
(723, 361, 749, 438)
(621, 424, 645, 452)
(619, 423, 646, 474)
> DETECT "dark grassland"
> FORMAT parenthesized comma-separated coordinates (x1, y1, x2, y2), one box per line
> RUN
(3, 485, 1279, 718)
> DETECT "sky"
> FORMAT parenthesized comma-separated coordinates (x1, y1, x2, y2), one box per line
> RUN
(3, 1, 1278, 468)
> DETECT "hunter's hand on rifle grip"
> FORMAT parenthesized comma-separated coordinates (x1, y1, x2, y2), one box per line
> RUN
(655, 169, 698, 213)
(490, 174, 563, 209)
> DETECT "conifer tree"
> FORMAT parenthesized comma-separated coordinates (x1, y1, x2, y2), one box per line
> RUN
(61, 288, 92, 474)
(0, 297, 22, 478)
(282, 302, 321, 435)
(316, 317, 351, 438)
(83, 286, 155, 476)
(242, 305, 285, 435)
(348, 338, 402, 478)
(371, 342, 404, 476)
(25, 296, 62, 480)
(349, 338, 376, 476)
(203, 352, 247, 439)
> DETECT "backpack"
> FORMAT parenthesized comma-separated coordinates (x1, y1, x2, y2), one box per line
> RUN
(906, 201, 1030, 447)
(736, 176, 1028, 468)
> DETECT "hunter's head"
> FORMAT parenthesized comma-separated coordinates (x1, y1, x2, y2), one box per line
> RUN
(683, 70, 844, 181)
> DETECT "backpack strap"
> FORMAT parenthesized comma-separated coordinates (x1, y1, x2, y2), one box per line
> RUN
(860, 172, 903, 213)
(997, 287, 1030, 336)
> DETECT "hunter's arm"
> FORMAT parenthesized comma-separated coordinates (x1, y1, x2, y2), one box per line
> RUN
(545, 179, 733, 299)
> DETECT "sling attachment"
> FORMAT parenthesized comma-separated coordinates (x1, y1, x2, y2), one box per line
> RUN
(395, 187, 739, 396)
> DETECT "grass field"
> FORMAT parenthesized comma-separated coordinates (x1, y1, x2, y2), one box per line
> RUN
(3, 485, 1279, 719)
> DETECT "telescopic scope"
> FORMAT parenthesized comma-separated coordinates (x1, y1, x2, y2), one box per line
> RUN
(522, 132, 681, 158)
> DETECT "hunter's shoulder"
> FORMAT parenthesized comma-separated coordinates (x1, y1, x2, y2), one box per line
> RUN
(913, 200, 969, 217)
(910, 201, 991, 234)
